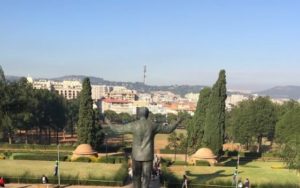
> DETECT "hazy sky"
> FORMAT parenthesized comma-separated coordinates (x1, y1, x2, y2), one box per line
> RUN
(0, 0, 299, 91)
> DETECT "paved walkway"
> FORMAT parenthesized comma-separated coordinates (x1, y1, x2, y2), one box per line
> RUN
(5, 178, 161, 188)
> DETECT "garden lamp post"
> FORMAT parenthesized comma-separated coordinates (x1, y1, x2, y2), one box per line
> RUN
(57, 144, 60, 187)
(105, 133, 108, 162)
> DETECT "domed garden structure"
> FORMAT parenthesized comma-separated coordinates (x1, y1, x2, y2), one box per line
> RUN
(189, 147, 217, 166)
(72, 144, 98, 160)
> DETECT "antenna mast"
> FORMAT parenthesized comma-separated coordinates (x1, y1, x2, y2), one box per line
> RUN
(143, 65, 147, 84)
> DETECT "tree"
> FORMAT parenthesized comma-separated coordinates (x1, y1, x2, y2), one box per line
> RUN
(104, 110, 121, 123)
(276, 106, 300, 171)
(0, 65, 5, 83)
(228, 97, 277, 152)
(229, 99, 255, 150)
(15, 78, 37, 144)
(202, 70, 227, 155)
(118, 112, 135, 124)
(252, 97, 277, 152)
(187, 87, 211, 152)
(66, 98, 80, 137)
(77, 78, 96, 146)
(91, 108, 105, 150)
(177, 111, 192, 128)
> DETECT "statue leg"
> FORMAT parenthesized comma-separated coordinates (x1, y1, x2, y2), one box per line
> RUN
(132, 159, 142, 188)
(141, 161, 152, 188)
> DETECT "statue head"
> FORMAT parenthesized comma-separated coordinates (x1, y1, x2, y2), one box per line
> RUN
(136, 107, 149, 119)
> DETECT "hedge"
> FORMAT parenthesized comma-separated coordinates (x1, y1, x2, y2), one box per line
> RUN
(97, 156, 126, 164)
(12, 153, 67, 161)
(0, 143, 75, 151)
(195, 160, 210, 166)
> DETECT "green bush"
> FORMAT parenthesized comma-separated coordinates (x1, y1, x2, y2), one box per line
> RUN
(195, 160, 210, 166)
(12, 153, 66, 161)
(244, 152, 262, 158)
(97, 156, 125, 164)
(161, 165, 180, 188)
(227, 151, 238, 157)
(173, 161, 188, 166)
(160, 148, 186, 154)
(72, 157, 91, 163)
(0, 143, 75, 151)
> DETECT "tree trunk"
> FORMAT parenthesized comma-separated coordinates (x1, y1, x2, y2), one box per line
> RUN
(25, 129, 28, 144)
(48, 128, 51, 145)
(257, 135, 262, 153)
(56, 130, 59, 145)
(38, 128, 42, 144)
(8, 133, 12, 144)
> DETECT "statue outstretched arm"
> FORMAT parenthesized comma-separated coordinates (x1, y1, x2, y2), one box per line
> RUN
(155, 118, 183, 134)
(104, 118, 134, 134)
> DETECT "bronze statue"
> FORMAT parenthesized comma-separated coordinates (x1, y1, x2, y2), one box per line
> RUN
(105, 107, 182, 188)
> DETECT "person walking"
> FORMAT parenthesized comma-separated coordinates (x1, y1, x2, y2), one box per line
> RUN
(41, 175, 48, 184)
(0, 177, 5, 187)
(182, 175, 188, 188)
(244, 178, 250, 188)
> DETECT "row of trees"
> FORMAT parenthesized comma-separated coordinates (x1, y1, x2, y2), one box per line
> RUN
(227, 97, 300, 169)
(0, 66, 66, 144)
(186, 69, 299, 169)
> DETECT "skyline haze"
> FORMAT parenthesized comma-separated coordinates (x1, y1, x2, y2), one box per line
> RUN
(1, 0, 299, 91)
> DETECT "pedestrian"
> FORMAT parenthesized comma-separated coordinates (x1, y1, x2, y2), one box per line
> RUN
(238, 179, 243, 188)
(41, 175, 48, 184)
(0, 177, 5, 187)
(244, 178, 250, 188)
(182, 174, 188, 188)
(54, 161, 58, 176)
(232, 172, 237, 185)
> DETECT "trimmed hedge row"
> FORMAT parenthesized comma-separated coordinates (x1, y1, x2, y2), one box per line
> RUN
(12, 153, 67, 161)
(195, 160, 210, 166)
(0, 143, 75, 151)
(160, 149, 186, 154)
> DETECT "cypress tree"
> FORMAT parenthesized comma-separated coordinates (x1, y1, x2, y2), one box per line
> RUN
(0, 65, 5, 83)
(187, 87, 211, 152)
(203, 70, 227, 155)
(77, 78, 95, 145)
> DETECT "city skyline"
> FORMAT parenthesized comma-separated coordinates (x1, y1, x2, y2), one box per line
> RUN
(1, 1, 299, 91)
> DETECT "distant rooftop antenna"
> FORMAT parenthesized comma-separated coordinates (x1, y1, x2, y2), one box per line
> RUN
(143, 65, 147, 84)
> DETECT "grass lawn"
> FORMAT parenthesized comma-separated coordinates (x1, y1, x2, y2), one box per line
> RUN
(168, 161, 300, 186)
(0, 160, 122, 179)
(155, 129, 186, 151)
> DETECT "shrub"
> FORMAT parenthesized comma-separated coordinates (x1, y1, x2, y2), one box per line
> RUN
(160, 149, 185, 154)
(161, 165, 180, 188)
(0, 143, 75, 151)
(97, 156, 125, 164)
(244, 152, 262, 158)
(173, 161, 188, 166)
(195, 160, 210, 166)
(0, 153, 5, 160)
(12, 153, 66, 161)
(72, 157, 91, 163)
(227, 151, 238, 157)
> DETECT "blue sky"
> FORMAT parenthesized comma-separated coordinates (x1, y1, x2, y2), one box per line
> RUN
(0, 0, 299, 91)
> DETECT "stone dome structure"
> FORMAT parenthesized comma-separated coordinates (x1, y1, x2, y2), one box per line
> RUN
(72, 144, 97, 160)
(189, 147, 217, 165)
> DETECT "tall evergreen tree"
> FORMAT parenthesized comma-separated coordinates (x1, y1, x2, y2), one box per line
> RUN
(203, 70, 227, 155)
(187, 87, 211, 152)
(0, 65, 5, 83)
(77, 78, 96, 145)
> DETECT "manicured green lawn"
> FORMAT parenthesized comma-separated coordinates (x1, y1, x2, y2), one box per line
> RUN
(0, 160, 122, 179)
(169, 161, 300, 186)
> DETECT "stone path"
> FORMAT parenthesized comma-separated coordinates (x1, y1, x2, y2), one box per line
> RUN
(6, 178, 161, 188)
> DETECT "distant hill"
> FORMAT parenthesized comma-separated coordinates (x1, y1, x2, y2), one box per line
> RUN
(256, 86, 300, 100)
(53, 75, 205, 96)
